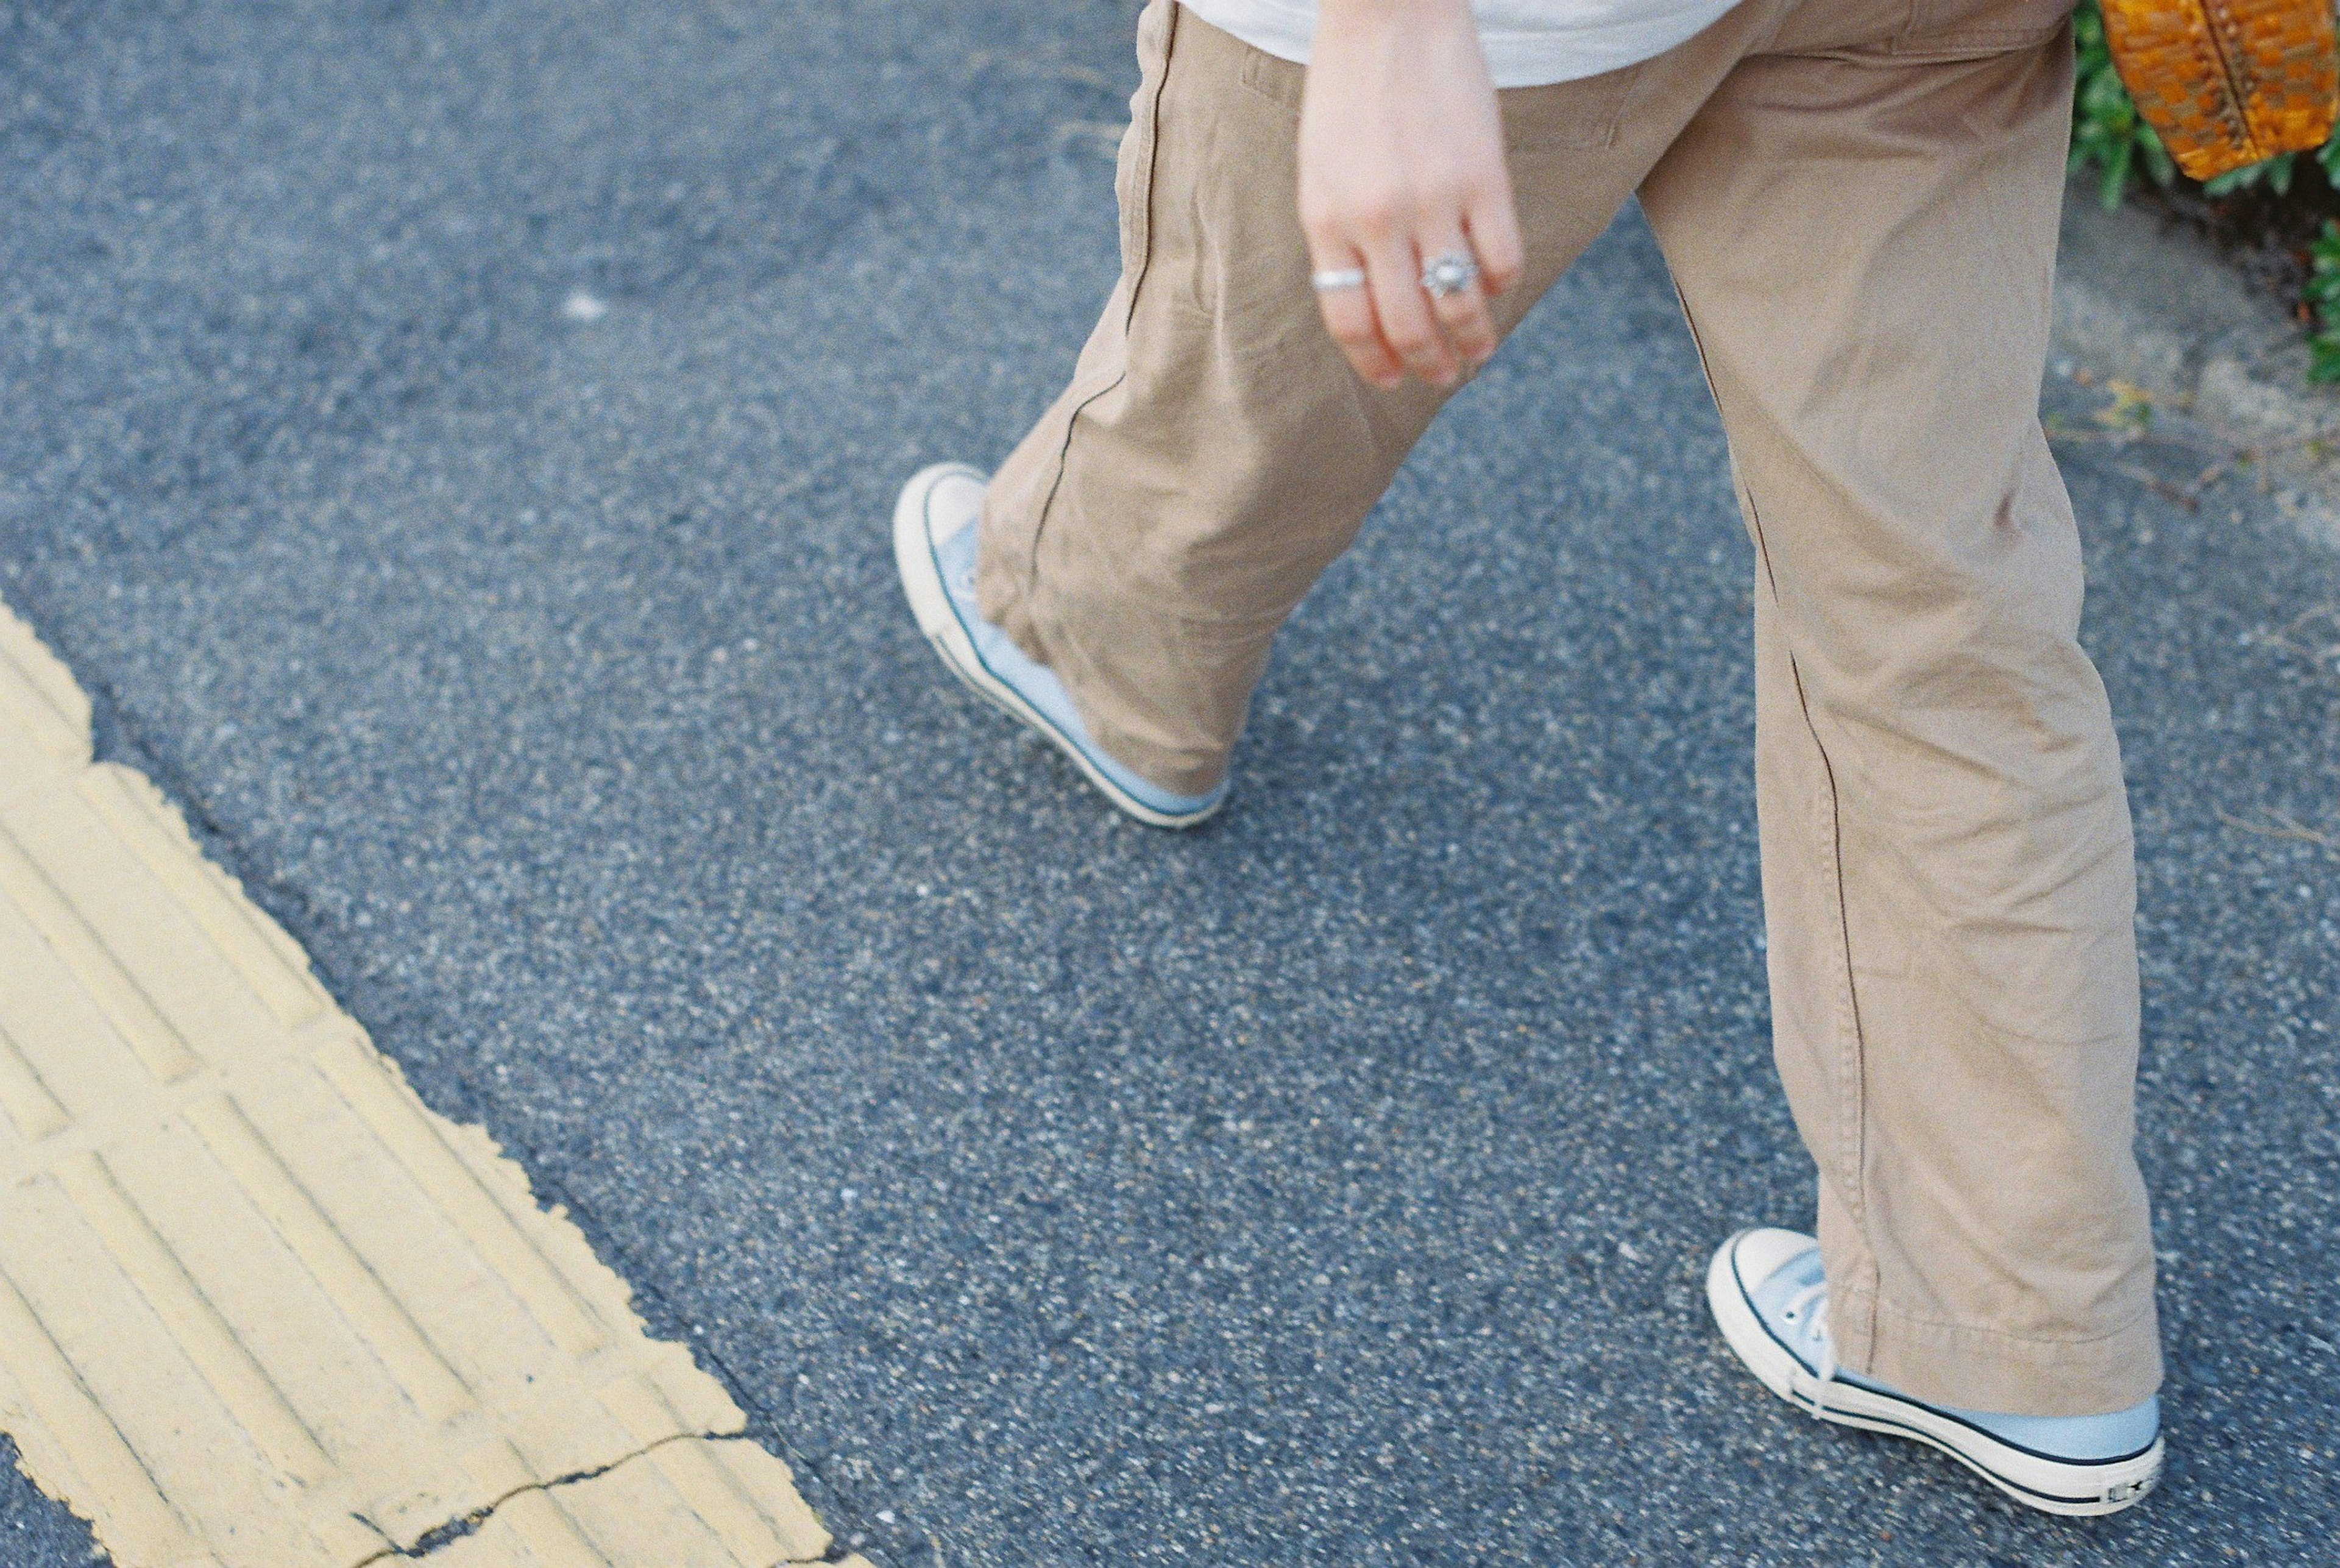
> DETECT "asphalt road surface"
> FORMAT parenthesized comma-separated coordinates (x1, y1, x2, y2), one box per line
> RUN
(2, 3, 2336, 1564)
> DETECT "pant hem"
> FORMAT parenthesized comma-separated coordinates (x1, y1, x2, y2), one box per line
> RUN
(974, 513, 1233, 800)
(1835, 1285, 2163, 1418)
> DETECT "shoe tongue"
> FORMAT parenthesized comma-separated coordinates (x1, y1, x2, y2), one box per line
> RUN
(1751, 1248, 1830, 1359)
(934, 517, 981, 604)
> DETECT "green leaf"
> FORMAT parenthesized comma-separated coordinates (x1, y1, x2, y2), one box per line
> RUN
(2097, 139, 2130, 211)
(2200, 155, 2293, 198)
(2307, 335, 2340, 385)
(2065, 1, 2179, 203)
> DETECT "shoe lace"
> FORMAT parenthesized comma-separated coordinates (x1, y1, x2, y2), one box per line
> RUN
(1778, 1277, 1837, 1414)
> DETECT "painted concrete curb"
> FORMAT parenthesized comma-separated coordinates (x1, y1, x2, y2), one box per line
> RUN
(0, 597, 848, 1568)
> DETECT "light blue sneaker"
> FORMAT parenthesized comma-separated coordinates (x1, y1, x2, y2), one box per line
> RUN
(892, 463, 1226, 829)
(1707, 1229, 2163, 1516)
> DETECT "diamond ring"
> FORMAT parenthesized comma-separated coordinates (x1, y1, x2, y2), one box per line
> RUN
(1420, 250, 1480, 299)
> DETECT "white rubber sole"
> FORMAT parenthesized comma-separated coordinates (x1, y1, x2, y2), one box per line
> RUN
(892, 462, 1221, 831)
(1706, 1233, 2162, 1517)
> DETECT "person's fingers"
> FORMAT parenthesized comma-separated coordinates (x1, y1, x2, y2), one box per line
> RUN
(1422, 233, 1499, 369)
(1308, 252, 1403, 388)
(1464, 173, 1526, 297)
(1366, 239, 1456, 386)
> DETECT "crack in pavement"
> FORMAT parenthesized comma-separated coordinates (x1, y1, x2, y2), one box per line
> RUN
(352, 1431, 822, 1564)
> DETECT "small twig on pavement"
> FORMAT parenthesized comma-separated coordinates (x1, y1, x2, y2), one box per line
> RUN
(2252, 601, 2340, 663)
(2041, 424, 2199, 448)
(2174, 425, 2340, 506)
(2108, 459, 2204, 510)
(2217, 808, 2340, 851)
(964, 51, 1116, 90)
(2044, 381, 2340, 509)
(1053, 119, 1128, 157)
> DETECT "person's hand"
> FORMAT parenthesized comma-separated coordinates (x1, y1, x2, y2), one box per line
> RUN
(1298, 0, 1525, 390)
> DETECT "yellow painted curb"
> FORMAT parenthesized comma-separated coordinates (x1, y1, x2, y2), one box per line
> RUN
(0, 600, 834, 1567)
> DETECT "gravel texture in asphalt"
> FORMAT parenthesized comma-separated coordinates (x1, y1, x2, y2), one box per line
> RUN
(2, 2, 2335, 1564)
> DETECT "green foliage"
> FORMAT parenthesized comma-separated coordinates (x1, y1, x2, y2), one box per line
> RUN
(2069, 1, 2340, 382)
(2202, 152, 2297, 199)
(2069, 0, 2340, 205)
(2306, 221, 2340, 383)
(2069, 1, 2172, 208)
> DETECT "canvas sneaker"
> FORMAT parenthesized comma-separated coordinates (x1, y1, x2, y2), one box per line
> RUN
(892, 463, 1225, 829)
(1707, 1228, 2163, 1516)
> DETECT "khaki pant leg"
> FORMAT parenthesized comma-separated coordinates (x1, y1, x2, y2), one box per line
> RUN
(976, 0, 1767, 797)
(1638, 12, 2160, 1415)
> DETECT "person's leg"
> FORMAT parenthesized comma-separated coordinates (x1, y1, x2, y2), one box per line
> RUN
(1640, 1, 2160, 1417)
(972, 0, 1778, 800)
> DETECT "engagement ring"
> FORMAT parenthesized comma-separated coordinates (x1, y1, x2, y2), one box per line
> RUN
(1421, 250, 1479, 299)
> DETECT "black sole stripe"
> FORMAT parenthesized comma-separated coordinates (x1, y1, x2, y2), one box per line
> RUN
(1725, 1244, 2158, 1486)
(918, 489, 1210, 827)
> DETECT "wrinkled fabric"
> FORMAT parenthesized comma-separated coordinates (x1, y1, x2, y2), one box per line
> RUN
(976, 0, 2159, 1416)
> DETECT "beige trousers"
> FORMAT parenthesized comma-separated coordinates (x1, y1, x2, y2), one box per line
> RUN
(976, 0, 2158, 1416)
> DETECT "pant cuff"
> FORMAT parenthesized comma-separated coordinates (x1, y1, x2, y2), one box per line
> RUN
(1833, 1284, 2164, 1418)
(973, 514, 1232, 800)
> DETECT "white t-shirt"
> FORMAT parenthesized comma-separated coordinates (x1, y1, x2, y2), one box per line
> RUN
(1179, 0, 1741, 88)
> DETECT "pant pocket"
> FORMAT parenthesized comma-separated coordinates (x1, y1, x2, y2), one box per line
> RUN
(1500, 60, 1647, 151)
(1112, 0, 1182, 322)
(1898, 0, 2073, 57)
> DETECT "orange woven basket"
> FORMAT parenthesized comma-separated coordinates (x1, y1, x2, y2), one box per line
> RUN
(2102, 0, 2340, 180)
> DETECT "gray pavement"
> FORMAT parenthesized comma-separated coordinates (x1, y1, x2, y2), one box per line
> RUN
(2, 2, 2336, 1564)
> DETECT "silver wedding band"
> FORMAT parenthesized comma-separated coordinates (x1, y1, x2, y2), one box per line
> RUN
(1312, 254, 1481, 298)
(1421, 250, 1480, 299)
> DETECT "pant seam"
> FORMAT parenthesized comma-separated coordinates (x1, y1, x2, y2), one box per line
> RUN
(1022, 0, 1180, 597)
(1671, 284, 1879, 1353)
(1751, 480, 1874, 1298)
